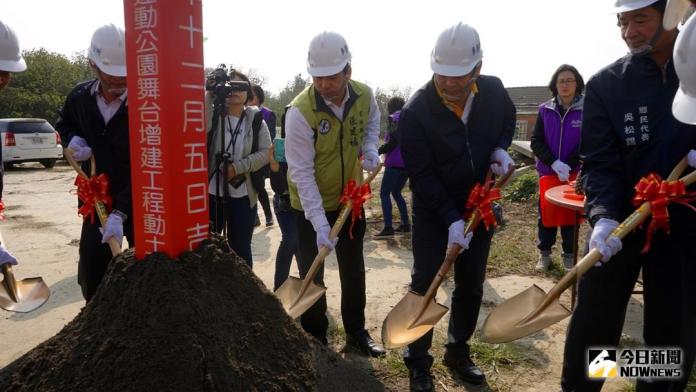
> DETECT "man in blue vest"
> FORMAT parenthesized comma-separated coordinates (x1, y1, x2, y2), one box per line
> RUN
(398, 22, 516, 391)
(284, 31, 385, 357)
(561, 1, 696, 390)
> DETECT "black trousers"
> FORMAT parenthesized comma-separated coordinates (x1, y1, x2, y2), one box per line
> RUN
(78, 217, 134, 302)
(292, 208, 366, 343)
(561, 204, 696, 392)
(403, 209, 494, 371)
(537, 199, 574, 254)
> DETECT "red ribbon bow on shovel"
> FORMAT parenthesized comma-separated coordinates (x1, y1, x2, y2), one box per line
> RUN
(75, 173, 112, 223)
(340, 179, 372, 240)
(631, 172, 696, 253)
(464, 180, 502, 231)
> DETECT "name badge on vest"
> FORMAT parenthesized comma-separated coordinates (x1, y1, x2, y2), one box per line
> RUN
(318, 119, 331, 135)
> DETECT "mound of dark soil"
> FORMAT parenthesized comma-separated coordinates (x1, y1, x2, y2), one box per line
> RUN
(0, 238, 383, 392)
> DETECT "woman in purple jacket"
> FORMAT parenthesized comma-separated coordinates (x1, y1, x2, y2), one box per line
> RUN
(530, 64, 584, 272)
(375, 97, 411, 238)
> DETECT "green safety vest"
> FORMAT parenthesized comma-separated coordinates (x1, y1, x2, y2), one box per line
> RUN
(288, 80, 372, 211)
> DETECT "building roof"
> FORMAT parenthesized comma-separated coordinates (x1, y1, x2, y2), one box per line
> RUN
(506, 86, 550, 113)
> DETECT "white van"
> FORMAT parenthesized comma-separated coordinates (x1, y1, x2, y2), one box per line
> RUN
(0, 118, 63, 169)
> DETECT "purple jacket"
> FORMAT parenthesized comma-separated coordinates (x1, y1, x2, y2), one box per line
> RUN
(382, 111, 405, 168)
(534, 97, 583, 176)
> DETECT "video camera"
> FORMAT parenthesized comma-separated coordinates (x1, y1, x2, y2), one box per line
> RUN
(206, 64, 251, 98)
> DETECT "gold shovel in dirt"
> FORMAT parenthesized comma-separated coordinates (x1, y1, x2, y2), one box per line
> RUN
(275, 163, 383, 319)
(480, 158, 692, 343)
(382, 169, 513, 349)
(64, 148, 121, 256)
(0, 232, 51, 313)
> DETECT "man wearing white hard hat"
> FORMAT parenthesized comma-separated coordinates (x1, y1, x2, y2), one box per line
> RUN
(669, 1, 696, 127)
(663, 0, 695, 29)
(284, 31, 385, 357)
(561, 1, 696, 390)
(0, 19, 26, 268)
(55, 24, 133, 302)
(398, 22, 515, 391)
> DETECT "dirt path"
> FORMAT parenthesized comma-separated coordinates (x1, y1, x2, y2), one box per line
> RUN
(0, 162, 648, 391)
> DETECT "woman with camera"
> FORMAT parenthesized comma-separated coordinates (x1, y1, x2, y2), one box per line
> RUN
(206, 69, 271, 268)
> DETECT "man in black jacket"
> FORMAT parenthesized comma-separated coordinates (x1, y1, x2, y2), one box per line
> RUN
(56, 24, 133, 302)
(398, 22, 515, 392)
(561, 1, 696, 391)
(0, 19, 26, 267)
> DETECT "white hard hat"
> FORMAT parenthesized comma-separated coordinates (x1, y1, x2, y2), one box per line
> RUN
(612, 0, 660, 13)
(306, 31, 351, 77)
(663, 0, 692, 29)
(88, 24, 126, 77)
(430, 22, 482, 77)
(0, 20, 26, 73)
(672, 14, 696, 124)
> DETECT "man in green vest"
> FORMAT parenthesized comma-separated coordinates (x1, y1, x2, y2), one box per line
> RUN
(284, 31, 385, 357)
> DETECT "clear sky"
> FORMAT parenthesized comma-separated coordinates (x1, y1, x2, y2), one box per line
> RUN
(2, 0, 629, 95)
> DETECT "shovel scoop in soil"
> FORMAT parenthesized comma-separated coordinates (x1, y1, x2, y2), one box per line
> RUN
(0, 232, 50, 313)
(276, 164, 382, 319)
(480, 159, 694, 343)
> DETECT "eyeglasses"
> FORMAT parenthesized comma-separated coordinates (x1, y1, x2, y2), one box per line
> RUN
(557, 79, 576, 85)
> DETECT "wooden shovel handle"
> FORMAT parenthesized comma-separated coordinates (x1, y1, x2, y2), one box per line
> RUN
(292, 163, 384, 303)
(419, 167, 515, 309)
(528, 158, 693, 319)
(63, 147, 121, 256)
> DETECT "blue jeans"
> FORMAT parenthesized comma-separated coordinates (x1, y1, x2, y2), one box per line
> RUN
(209, 194, 256, 268)
(380, 167, 409, 228)
(273, 194, 298, 290)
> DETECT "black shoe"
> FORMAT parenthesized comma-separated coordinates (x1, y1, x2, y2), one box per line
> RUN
(374, 227, 394, 239)
(346, 331, 386, 357)
(254, 216, 261, 227)
(443, 351, 485, 385)
(265, 218, 274, 227)
(409, 368, 434, 392)
(394, 223, 411, 233)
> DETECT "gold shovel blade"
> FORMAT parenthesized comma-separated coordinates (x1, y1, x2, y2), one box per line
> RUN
(479, 284, 571, 343)
(0, 276, 50, 313)
(274, 276, 327, 320)
(381, 291, 449, 349)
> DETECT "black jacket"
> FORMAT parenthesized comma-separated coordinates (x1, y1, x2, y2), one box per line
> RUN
(580, 54, 696, 225)
(398, 76, 516, 226)
(55, 80, 132, 218)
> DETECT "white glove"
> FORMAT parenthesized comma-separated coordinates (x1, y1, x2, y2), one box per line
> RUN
(0, 245, 17, 266)
(589, 218, 622, 263)
(551, 160, 572, 182)
(447, 219, 474, 253)
(101, 212, 124, 246)
(362, 150, 380, 172)
(489, 148, 515, 176)
(316, 223, 338, 251)
(67, 136, 92, 162)
(688, 150, 696, 168)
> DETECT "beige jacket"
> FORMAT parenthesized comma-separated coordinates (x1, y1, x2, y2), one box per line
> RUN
(205, 92, 271, 207)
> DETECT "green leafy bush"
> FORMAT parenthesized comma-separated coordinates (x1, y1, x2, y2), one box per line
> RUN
(503, 171, 538, 202)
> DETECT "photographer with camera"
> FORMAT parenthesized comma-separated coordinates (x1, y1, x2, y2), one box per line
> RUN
(206, 67, 271, 268)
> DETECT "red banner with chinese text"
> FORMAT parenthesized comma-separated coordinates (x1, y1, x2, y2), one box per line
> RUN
(125, 0, 208, 259)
